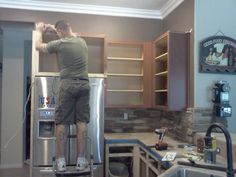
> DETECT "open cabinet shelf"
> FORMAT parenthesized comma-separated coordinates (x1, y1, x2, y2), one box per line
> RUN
(107, 57, 143, 61)
(107, 89, 144, 92)
(107, 73, 144, 77)
(153, 31, 189, 110)
(155, 52, 168, 60)
(32, 31, 105, 76)
(106, 40, 150, 108)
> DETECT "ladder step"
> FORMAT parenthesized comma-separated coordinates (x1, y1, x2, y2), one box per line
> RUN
(55, 166, 91, 176)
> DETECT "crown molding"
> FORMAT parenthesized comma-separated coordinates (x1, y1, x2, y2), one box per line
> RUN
(160, 0, 184, 19)
(0, 0, 184, 19)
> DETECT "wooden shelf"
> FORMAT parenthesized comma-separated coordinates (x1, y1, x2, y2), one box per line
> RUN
(155, 71, 168, 76)
(107, 73, 143, 77)
(108, 153, 134, 157)
(106, 40, 148, 108)
(155, 53, 168, 61)
(155, 89, 167, 92)
(107, 89, 143, 92)
(107, 57, 143, 61)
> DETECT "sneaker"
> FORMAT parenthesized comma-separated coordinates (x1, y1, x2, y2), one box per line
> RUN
(76, 157, 88, 171)
(56, 157, 66, 172)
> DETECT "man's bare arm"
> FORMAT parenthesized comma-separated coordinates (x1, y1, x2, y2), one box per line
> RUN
(35, 23, 56, 53)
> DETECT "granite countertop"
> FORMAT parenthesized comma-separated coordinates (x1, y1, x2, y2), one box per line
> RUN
(105, 132, 236, 170)
(105, 132, 192, 163)
(105, 132, 184, 147)
(105, 132, 162, 146)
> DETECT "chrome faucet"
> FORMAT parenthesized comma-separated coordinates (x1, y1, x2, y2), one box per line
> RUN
(205, 123, 234, 177)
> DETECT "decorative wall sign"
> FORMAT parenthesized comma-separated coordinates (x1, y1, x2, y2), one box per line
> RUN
(199, 35, 236, 74)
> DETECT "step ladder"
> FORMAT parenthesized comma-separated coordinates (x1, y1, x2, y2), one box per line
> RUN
(52, 156, 94, 177)
(52, 136, 94, 177)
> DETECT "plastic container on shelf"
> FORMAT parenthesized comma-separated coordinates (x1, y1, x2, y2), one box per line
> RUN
(109, 162, 129, 177)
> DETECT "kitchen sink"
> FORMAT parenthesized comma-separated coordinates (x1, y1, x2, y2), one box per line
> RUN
(159, 165, 226, 177)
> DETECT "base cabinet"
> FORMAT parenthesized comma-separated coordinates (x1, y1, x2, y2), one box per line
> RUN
(105, 142, 169, 177)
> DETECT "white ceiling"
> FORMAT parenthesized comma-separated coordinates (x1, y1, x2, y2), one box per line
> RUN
(0, 0, 184, 19)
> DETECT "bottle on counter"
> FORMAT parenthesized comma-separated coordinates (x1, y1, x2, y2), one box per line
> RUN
(211, 136, 217, 150)
(197, 138, 204, 153)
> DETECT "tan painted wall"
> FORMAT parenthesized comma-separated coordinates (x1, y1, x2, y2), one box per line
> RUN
(163, 0, 194, 107)
(0, 7, 163, 167)
(0, 8, 163, 42)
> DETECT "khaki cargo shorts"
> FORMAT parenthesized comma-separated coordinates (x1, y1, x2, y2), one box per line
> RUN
(55, 78, 90, 125)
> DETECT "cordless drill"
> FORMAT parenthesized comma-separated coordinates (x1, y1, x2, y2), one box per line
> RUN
(155, 128, 168, 150)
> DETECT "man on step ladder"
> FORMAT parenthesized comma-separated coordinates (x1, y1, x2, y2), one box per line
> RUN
(35, 20, 91, 173)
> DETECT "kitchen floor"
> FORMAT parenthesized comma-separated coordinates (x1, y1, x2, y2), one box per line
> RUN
(0, 164, 29, 177)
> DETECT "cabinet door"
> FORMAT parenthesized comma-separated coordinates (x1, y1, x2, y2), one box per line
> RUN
(105, 40, 152, 108)
(153, 31, 188, 110)
(32, 31, 105, 76)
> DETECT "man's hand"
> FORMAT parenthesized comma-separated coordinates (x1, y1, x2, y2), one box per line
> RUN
(35, 22, 56, 33)
(35, 22, 48, 52)
(35, 22, 45, 32)
(44, 24, 56, 33)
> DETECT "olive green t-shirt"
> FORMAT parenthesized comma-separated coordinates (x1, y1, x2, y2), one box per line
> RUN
(46, 37, 88, 79)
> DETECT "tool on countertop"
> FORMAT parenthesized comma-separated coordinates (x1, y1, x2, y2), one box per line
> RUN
(154, 127, 170, 151)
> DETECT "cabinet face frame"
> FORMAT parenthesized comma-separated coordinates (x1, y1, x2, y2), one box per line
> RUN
(153, 32, 169, 110)
(153, 31, 188, 111)
(105, 142, 168, 177)
(105, 40, 152, 108)
(31, 31, 154, 108)
(31, 31, 106, 77)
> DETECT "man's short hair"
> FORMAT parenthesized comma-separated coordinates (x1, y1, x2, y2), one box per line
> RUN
(55, 20, 70, 31)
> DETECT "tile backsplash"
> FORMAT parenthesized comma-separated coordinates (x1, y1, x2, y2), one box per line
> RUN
(104, 107, 228, 143)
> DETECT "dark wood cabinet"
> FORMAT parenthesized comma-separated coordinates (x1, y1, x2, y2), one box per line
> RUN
(153, 31, 189, 110)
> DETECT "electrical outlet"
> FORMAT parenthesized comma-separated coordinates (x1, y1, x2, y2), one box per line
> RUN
(124, 113, 128, 120)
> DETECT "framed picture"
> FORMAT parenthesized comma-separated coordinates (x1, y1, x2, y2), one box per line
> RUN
(199, 36, 236, 74)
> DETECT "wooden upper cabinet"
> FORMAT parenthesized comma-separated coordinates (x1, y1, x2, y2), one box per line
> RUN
(81, 33, 106, 74)
(153, 31, 189, 111)
(31, 29, 189, 110)
(32, 31, 105, 77)
(105, 40, 152, 108)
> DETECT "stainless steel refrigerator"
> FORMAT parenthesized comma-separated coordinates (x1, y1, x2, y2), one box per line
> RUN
(30, 76, 104, 177)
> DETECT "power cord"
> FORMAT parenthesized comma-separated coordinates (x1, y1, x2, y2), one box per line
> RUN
(0, 82, 33, 152)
